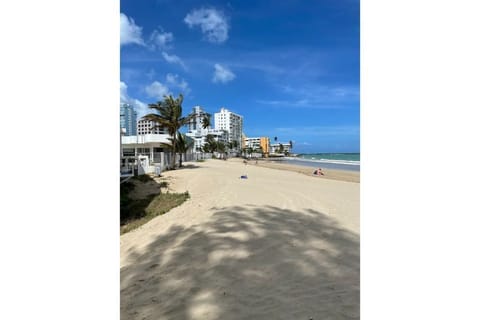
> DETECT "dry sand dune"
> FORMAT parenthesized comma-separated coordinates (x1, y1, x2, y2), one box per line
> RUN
(121, 159, 359, 320)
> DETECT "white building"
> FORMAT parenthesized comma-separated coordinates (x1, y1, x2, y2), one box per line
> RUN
(186, 128, 228, 153)
(121, 134, 195, 174)
(244, 137, 262, 149)
(137, 118, 167, 135)
(186, 106, 210, 151)
(186, 106, 229, 152)
(270, 142, 293, 155)
(214, 107, 243, 150)
(205, 129, 229, 145)
(188, 106, 209, 133)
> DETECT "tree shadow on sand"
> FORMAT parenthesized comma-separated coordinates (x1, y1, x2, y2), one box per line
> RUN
(178, 164, 201, 170)
(121, 205, 359, 320)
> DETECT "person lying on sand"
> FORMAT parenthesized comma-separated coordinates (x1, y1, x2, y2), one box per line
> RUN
(313, 168, 324, 176)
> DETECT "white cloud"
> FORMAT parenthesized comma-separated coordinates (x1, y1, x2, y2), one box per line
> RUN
(255, 84, 359, 109)
(120, 13, 144, 46)
(120, 81, 128, 102)
(166, 73, 190, 93)
(145, 74, 190, 100)
(145, 81, 169, 100)
(184, 8, 229, 43)
(150, 29, 173, 49)
(120, 81, 150, 118)
(146, 69, 156, 80)
(212, 64, 235, 83)
(161, 52, 187, 70)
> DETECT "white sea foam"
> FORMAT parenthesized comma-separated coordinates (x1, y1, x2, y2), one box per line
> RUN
(285, 157, 360, 166)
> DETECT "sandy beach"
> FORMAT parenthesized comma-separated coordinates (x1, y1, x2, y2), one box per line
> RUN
(121, 158, 360, 319)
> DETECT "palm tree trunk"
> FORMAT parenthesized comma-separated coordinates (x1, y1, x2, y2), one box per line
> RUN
(171, 134, 177, 169)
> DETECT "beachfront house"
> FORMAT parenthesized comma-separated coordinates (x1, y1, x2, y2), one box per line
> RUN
(120, 118, 195, 176)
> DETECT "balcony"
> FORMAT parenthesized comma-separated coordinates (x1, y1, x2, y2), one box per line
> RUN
(122, 134, 171, 145)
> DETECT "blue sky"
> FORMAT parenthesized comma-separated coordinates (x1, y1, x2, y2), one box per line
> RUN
(120, 0, 359, 153)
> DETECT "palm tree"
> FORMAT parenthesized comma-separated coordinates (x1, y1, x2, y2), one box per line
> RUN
(247, 147, 254, 158)
(232, 140, 239, 155)
(144, 94, 193, 169)
(160, 133, 193, 168)
(226, 141, 233, 157)
(241, 147, 247, 158)
(201, 113, 211, 129)
(217, 141, 226, 159)
(204, 134, 218, 157)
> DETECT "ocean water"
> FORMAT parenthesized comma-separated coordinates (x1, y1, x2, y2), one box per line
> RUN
(284, 153, 360, 172)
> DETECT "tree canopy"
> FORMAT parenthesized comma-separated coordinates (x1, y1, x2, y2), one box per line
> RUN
(144, 94, 193, 169)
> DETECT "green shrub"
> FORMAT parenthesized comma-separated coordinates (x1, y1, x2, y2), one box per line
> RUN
(120, 185, 190, 234)
(133, 174, 154, 183)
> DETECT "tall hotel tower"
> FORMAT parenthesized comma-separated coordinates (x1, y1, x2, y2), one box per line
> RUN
(214, 107, 243, 149)
(120, 103, 137, 136)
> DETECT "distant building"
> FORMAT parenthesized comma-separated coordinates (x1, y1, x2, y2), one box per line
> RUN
(270, 142, 293, 155)
(205, 129, 229, 145)
(120, 104, 137, 136)
(137, 118, 167, 135)
(188, 106, 210, 133)
(214, 107, 243, 151)
(186, 106, 234, 153)
(244, 137, 270, 156)
(186, 106, 211, 152)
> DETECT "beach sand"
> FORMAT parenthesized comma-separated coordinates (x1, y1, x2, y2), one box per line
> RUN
(121, 158, 359, 319)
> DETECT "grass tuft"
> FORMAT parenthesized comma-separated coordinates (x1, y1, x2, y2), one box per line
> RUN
(120, 176, 189, 234)
(132, 174, 154, 183)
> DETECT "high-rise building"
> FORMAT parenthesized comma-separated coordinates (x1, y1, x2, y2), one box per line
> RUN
(186, 106, 228, 152)
(188, 106, 210, 133)
(120, 104, 137, 136)
(214, 107, 243, 150)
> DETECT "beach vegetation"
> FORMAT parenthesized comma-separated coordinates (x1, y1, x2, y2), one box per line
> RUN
(241, 147, 247, 158)
(120, 175, 190, 234)
(217, 141, 226, 158)
(144, 94, 194, 170)
(203, 134, 218, 155)
(247, 147, 253, 158)
(132, 174, 152, 183)
(160, 133, 194, 168)
(201, 113, 211, 129)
